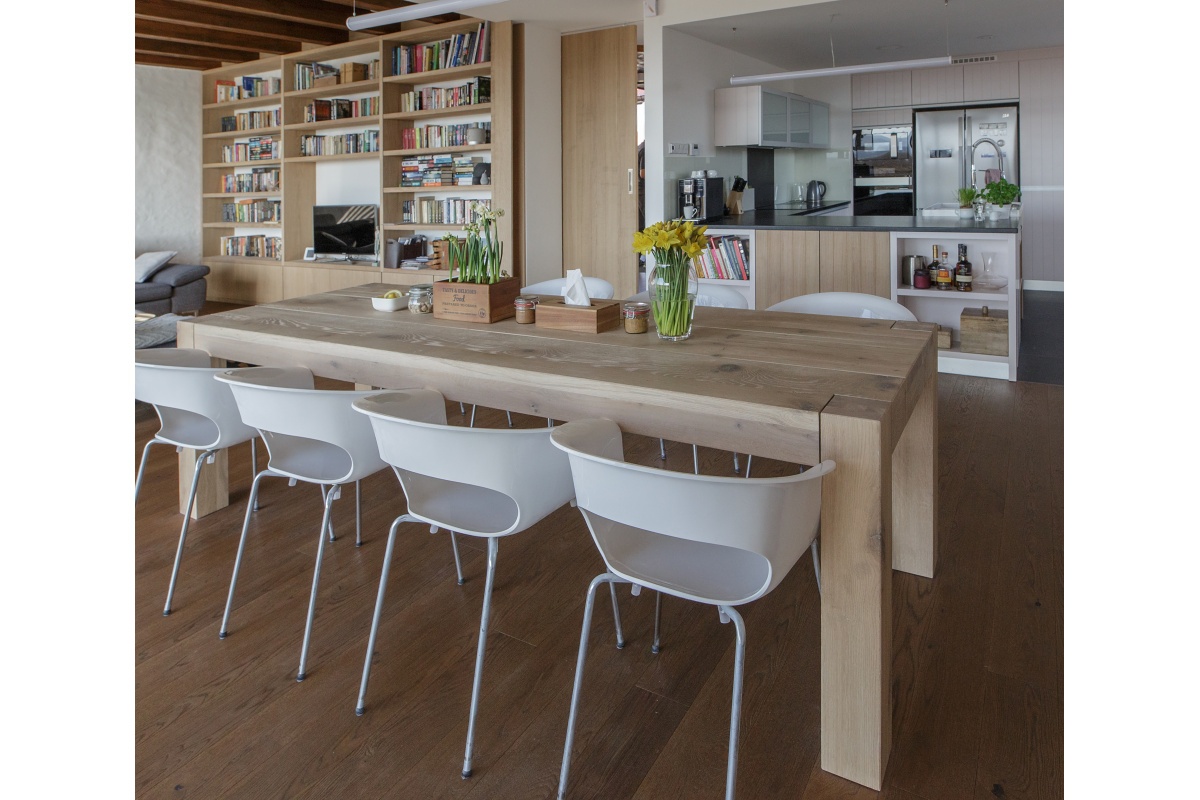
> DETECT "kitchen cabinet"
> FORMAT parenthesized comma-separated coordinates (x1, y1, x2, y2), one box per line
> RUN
(715, 86, 831, 149)
(819, 232, 890, 297)
(851, 70, 912, 109)
(911, 65, 965, 105)
(963, 60, 1019, 102)
(852, 107, 914, 128)
(752, 230, 887, 308)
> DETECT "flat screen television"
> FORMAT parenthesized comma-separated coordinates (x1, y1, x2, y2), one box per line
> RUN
(312, 204, 378, 261)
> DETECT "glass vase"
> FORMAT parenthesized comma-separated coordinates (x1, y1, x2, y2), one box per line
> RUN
(648, 257, 698, 342)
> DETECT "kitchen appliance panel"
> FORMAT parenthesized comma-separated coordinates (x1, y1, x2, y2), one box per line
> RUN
(852, 123, 914, 217)
(914, 108, 965, 210)
(965, 105, 1018, 191)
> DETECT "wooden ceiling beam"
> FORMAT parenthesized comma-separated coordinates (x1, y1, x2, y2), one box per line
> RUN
(136, 19, 300, 53)
(135, 36, 252, 63)
(164, 0, 369, 28)
(136, 52, 224, 71)
(135, 0, 348, 44)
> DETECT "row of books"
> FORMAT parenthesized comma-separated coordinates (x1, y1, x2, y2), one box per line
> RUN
(399, 122, 490, 151)
(298, 131, 380, 157)
(215, 76, 281, 103)
(397, 77, 490, 112)
(221, 136, 280, 163)
(220, 109, 281, 132)
(392, 21, 491, 75)
(304, 96, 380, 123)
(691, 235, 751, 281)
(221, 167, 280, 193)
(401, 197, 491, 225)
(221, 199, 282, 224)
(400, 154, 484, 187)
(220, 235, 282, 260)
(293, 61, 339, 90)
(293, 59, 382, 90)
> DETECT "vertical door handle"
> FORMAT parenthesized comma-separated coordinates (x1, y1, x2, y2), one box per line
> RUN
(628, 168, 635, 194)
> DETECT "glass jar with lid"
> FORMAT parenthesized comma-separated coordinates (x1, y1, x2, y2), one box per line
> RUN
(514, 295, 538, 323)
(621, 301, 650, 334)
(407, 284, 433, 313)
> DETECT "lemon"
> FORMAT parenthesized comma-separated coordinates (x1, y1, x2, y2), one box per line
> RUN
(383, 290, 401, 299)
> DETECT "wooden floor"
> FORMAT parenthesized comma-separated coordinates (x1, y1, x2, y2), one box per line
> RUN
(134, 374, 1063, 800)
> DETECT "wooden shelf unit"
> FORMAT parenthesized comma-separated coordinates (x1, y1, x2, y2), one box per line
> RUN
(198, 18, 515, 304)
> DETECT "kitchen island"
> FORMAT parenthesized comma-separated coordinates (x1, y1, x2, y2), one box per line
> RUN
(702, 213, 1021, 380)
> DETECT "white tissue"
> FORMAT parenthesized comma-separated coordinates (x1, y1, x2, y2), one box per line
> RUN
(562, 268, 592, 307)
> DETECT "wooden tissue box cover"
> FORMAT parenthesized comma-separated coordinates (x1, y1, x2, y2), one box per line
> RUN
(959, 307, 1008, 356)
(534, 298, 622, 333)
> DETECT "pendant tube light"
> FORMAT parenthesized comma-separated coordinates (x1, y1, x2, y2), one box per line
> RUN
(729, 56, 952, 86)
(346, 0, 508, 31)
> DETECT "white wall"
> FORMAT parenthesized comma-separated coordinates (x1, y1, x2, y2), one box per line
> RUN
(520, 23, 564, 284)
(135, 66, 202, 264)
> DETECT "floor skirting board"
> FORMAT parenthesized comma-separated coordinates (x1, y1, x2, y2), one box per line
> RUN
(1023, 280, 1064, 292)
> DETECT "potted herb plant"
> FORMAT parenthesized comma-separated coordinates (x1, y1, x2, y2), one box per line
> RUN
(956, 187, 978, 219)
(432, 203, 520, 323)
(980, 178, 1020, 218)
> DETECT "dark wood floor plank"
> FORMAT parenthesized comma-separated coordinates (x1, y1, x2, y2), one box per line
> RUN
(972, 671, 1063, 800)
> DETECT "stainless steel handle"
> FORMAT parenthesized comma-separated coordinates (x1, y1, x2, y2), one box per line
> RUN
(628, 169, 634, 194)
(889, 132, 898, 158)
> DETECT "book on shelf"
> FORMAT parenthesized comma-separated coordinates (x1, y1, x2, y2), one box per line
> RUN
(400, 121, 490, 150)
(298, 130, 380, 157)
(221, 198, 282, 223)
(294, 61, 339, 91)
(391, 21, 490, 75)
(221, 167, 280, 193)
(397, 76, 491, 112)
(400, 153, 484, 188)
(219, 234, 282, 260)
(215, 75, 281, 103)
(692, 235, 750, 281)
(303, 96, 379, 122)
(220, 108, 281, 132)
(221, 136, 280, 163)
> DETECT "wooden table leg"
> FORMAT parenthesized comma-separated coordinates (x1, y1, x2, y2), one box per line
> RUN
(173, 320, 230, 519)
(819, 397, 892, 790)
(892, 365, 938, 578)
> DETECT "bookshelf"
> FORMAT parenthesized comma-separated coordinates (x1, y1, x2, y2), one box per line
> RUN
(695, 230, 756, 309)
(198, 19, 515, 304)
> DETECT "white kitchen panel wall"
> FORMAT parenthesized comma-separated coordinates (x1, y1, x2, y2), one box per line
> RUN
(1017, 54, 1064, 283)
(136, 65, 202, 264)
(851, 70, 912, 110)
(963, 61, 1019, 102)
(911, 65, 965, 105)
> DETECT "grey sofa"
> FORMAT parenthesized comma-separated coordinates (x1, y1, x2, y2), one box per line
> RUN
(135, 262, 210, 316)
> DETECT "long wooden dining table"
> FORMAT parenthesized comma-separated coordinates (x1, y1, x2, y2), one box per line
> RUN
(174, 282, 938, 790)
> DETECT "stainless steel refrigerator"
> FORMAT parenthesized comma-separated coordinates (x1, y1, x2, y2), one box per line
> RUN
(914, 105, 1018, 210)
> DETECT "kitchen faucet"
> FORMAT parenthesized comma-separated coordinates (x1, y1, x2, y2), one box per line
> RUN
(969, 137, 1005, 189)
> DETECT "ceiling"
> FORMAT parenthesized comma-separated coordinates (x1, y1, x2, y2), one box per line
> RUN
(134, 0, 1063, 72)
(673, 0, 1064, 72)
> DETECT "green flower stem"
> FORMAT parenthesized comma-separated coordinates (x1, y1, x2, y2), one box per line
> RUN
(651, 249, 695, 338)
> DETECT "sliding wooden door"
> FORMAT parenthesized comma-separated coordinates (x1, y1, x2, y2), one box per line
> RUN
(561, 26, 638, 299)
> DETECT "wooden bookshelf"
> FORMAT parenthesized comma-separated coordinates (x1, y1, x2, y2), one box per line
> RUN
(199, 18, 516, 303)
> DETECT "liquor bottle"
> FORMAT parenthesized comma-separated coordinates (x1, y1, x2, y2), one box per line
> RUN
(936, 247, 954, 290)
(954, 243, 972, 292)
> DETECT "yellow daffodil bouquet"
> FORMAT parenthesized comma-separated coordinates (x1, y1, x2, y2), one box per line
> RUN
(633, 219, 707, 339)
(445, 202, 506, 284)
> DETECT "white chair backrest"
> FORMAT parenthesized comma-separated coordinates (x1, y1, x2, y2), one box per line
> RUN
(134, 348, 257, 450)
(766, 291, 917, 321)
(624, 291, 650, 304)
(551, 418, 834, 603)
(523, 277, 616, 300)
(353, 390, 576, 536)
(695, 284, 749, 309)
(215, 366, 386, 484)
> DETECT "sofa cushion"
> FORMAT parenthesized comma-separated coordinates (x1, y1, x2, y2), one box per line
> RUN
(135, 250, 177, 282)
(135, 281, 172, 303)
(150, 263, 210, 288)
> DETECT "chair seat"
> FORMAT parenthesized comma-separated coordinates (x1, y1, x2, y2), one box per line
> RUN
(261, 434, 353, 484)
(154, 409, 221, 450)
(591, 517, 770, 606)
(399, 471, 519, 536)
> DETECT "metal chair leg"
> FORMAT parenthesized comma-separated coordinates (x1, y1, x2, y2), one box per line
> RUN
(459, 401, 466, 415)
(609, 582, 625, 649)
(357, 514, 411, 715)
(297, 487, 338, 681)
(163, 448, 216, 616)
(718, 604, 747, 800)
(462, 537, 499, 778)
(658, 438, 666, 460)
(469, 404, 478, 428)
(692, 444, 700, 475)
(558, 572, 622, 800)
(355, 480, 362, 547)
(810, 538, 822, 596)
(732, 452, 740, 474)
(450, 531, 465, 585)
(744, 454, 753, 479)
(220, 469, 271, 638)
(506, 411, 514, 427)
(251, 438, 260, 510)
(318, 484, 336, 542)
(133, 438, 160, 504)
(652, 591, 663, 654)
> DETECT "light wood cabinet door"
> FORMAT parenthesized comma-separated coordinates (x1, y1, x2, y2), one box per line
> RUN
(851, 70, 912, 109)
(754, 230, 820, 309)
(963, 61, 1019, 102)
(283, 265, 380, 298)
(818, 232, 891, 298)
(561, 26, 638, 300)
(911, 65, 964, 105)
(207, 261, 284, 304)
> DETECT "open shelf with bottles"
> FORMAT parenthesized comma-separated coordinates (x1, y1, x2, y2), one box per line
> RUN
(890, 230, 1021, 380)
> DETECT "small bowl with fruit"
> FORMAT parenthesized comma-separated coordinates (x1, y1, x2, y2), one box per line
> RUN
(371, 290, 405, 312)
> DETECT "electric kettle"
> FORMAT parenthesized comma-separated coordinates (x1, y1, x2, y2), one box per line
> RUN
(805, 180, 826, 205)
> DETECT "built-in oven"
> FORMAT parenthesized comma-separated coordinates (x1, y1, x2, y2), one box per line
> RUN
(852, 125, 914, 216)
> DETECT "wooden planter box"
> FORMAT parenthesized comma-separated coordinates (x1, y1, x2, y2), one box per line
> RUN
(432, 276, 520, 323)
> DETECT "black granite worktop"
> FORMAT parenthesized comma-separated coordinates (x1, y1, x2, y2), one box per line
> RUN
(707, 208, 1020, 234)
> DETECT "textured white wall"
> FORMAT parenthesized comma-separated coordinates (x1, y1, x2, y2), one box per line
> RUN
(135, 66, 202, 264)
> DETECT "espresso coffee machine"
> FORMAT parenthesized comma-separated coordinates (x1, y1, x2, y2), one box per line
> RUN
(677, 177, 725, 221)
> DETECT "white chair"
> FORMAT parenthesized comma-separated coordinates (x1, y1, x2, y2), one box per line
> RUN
(741, 291, 914, 479)
(214, 366, 402, 682)
(135, 348, 260, 616)
(766, 291, 917, 321)
(626, 286, 750, 474)
(351, 389, 621, 779)
(523, 276, 616, 300)
(550, 418, 834, 800)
